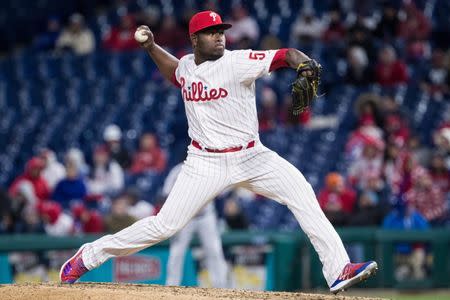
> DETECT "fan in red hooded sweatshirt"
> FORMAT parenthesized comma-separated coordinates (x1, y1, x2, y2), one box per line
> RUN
(9, 157, 51, 204)
(39, 201, 74, 236)
(71, 202, 104, 233)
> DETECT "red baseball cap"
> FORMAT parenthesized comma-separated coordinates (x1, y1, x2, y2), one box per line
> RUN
(189, 11, 232, 36)
(26, 157, 45, 171)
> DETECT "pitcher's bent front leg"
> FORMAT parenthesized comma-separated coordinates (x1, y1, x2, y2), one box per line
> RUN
(82, 153, 230, 270)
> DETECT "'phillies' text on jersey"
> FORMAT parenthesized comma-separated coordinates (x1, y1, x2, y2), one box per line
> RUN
(180, 77, 228, 102)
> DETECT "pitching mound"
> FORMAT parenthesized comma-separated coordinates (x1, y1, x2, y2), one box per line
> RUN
(0, 283, 386, 300)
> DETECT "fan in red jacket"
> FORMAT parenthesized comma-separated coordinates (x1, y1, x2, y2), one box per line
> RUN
(71, 202, 104, 233)
(9, 157, 51, 204)
(130, 133, 167, 174)
(318, 172, 357, 215)
(375, 46, 408, 86)
(103, 14, 140, 52)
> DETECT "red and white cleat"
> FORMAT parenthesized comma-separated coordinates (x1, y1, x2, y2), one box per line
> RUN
(59, 245, 89, 283)
(330, 261, 378, 294)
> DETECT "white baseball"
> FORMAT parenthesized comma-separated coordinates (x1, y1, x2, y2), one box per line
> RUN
(134, 29, 149, 43)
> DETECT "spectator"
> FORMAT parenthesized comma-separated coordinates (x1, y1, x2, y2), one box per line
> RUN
(364, 175, 392, 213)
(397, 2, 432, 62)
(322, 9, 346, 44)
(259, 34, 282, 50)
(39, 148, 66, 190)
(32, 17, 61, 52)
(135, 4, 161, 31)
(226, 5, 260, 48)
(66, 148, 89, 177)
(345, 46, 373, 86)
(8, 182, 44, 233)
(383, 142, 403, 192)
(39, 201, 73, 236)
(88, 146, 124, 197)
(258, 87, 278, 131)
(354, 93, 383, 128)
(383, 114, 410, 147)
(52, 158, 87, 210)
(318, 172, 356, 226)
(121, 188, 154, 220)
(383, 197, 429, 280)
(345, 117, 384, 163)
(71, 202, 104, 233)
(397, 153, 417, 195)
(10, 181, 37, 217)
(291, 9, 324, 46)
(375, 46, 409, 86)
(379, 95, 408, 122)
(406, 167, 448, 226)
(223, 196, 248, 230)
(347, 17, 377, 61)
(104, 196, 137, 233)
(56, 13, 95, 55)
(103, 124, 132, 169)
(154, 16, 189, 50)
(0, 188, 14, 233)
(374, 4, 400, 42)
(428, 152, 450, 193)
(433, 123, 450, 157)
(130, 133, 167, 174)
(432, 125, 450, 171)
(432, 0, 450, 50)
(379, 94, 397, 111)
(405, 37, 430, 63)
(347, 191, 384, 226)
(9, 157, 50, 204)
(103, 14, 140, 52)
(420, 48, 449, 100)
(397, 2, 431, 42)
(378, 95, 411, 146)
(348, 141, 384, 189)
(406, 135, 431, 167)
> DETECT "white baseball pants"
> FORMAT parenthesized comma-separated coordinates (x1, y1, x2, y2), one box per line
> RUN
(82, 142, 349, 286)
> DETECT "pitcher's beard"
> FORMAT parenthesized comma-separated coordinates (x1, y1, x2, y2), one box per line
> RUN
(207, 53, 223, 61)
(200, 48, 224, 61)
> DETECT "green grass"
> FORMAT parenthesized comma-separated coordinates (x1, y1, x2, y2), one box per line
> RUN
(342, 289, 450, 300)
(389, 295, 450, 300)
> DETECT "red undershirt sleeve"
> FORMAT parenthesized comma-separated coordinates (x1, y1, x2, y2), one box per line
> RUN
(269, 48, 290, 72)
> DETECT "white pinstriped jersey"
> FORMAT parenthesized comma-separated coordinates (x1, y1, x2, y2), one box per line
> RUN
(175, 49, 277, 149)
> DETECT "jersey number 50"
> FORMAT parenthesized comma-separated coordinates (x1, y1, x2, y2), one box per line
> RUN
(249, 52, 266, 60)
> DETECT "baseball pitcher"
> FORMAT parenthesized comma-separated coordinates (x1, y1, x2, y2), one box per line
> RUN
(61, 11, 377, 294)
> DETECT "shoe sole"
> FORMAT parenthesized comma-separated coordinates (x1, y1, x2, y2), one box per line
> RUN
(330, 262, 378, 294)
(59, 244, 86, 283)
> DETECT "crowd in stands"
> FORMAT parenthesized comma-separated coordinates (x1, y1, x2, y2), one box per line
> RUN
(1, 0, 450, 239)
(319, 91, 450, 230)
(0, 125, 163, 235)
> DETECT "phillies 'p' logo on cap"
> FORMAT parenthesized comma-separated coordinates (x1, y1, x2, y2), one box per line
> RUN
(189, 11, 232, 35)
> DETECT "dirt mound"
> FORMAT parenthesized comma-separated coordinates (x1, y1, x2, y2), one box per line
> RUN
(0, 283, 386, 300)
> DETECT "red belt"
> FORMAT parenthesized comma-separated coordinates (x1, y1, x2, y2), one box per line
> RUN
(192, 140, 255, 153)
